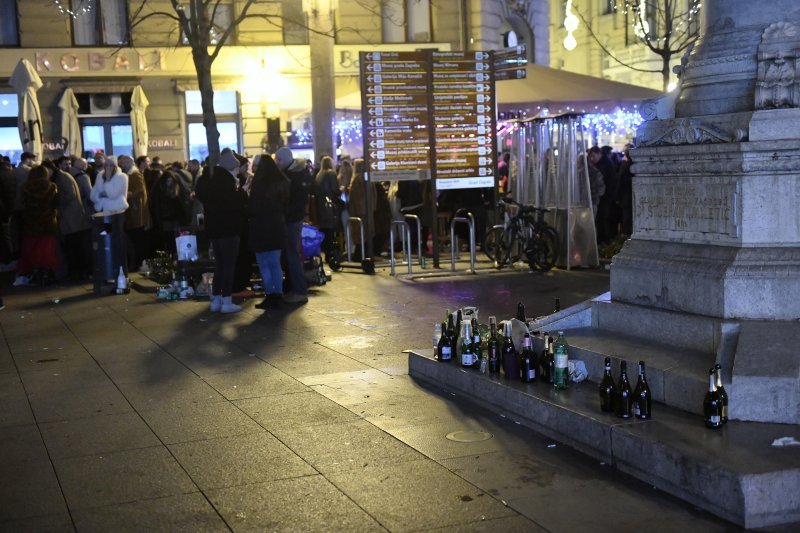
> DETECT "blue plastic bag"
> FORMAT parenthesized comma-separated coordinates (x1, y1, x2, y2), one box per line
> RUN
(301, 224, 324, 257)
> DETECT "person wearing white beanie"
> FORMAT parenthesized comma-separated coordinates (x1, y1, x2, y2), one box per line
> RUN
(195, 148, 247, 313)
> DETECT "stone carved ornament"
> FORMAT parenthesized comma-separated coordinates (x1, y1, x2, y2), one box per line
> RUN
(640, 119, 734, 146)
(755, 21, 800, 110)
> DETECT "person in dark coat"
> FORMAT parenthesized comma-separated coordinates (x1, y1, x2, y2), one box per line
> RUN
(314, 155, 340, 266)
(195, 148, 247, 313)
(248, 155, 290, 309)
(275, 146, 313, 304)
(15, 165, 59, 286)
(48, 158, 89, 281)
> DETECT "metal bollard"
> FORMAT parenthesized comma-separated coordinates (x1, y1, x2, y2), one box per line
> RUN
(403, 213, 424, 267)
(345, 217, 365, 262)
(389, 219, 412, 276)
(450, 212, 476, 274)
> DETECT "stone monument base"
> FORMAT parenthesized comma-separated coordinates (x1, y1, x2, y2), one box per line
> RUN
(531, 293, 800, 424)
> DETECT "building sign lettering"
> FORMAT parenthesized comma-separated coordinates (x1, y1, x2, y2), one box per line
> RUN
(148, 139, 179, 149)
(36, 51, 164, 73)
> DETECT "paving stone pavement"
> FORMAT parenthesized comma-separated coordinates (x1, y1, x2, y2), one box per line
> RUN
(0, 266, 746, 532)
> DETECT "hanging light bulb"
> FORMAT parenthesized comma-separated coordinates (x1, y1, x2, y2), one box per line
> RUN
(563, 0, 579, 51)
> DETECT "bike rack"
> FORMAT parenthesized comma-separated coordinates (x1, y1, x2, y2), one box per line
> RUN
(403, 213, 424, 267)
(389, 219, 412, 276)
(344, 216, 365, 262)
(450, 211, 476, 274)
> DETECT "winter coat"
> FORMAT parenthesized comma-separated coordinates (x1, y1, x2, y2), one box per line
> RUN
(284, 158, 313, 224)
(348, 172, 376, 243)
(71, 169, 94, 220)
(151, 170, 184, 230)
(125, 168, 152, 230)
(90, 170, 129, 213)
(22, 176, 58, 237)
(314, 169, 340, 230)
(195, 165, 246, 239)
(52, 169, 88, 235)
(247, 173, 289, 252)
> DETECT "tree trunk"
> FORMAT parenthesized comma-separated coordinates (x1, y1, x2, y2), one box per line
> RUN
(193, 51, 221, 166)
(661, 56, 671, 91)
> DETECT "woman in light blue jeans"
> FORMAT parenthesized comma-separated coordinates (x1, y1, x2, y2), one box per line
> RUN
(247, 155, 290, 309)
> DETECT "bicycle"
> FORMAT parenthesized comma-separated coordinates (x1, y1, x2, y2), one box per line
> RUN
(484, 199, 560, 272)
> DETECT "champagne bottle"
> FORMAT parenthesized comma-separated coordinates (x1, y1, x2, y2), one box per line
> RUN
(436, 321, 452, 362)
(516, 301, 526, 322)
(599, 357, 616, 413)
(633, 360, 652, 419)
(615, 361, 633, 418)
(520, 333, 536, 383)
(714, 364, 728, 424)
(487, 316, 500, 373)
(433, 322, 442, 354)
(461, 321, 475, 368)
(553, 331, 569, 390)
(540, 333, 550, 383)
(446, 312, 455, 341)
(545, 335, 555, 383)
(471, 317, 483, 363)
(703, 368, 723, 429)
(501, 321, 519, 380)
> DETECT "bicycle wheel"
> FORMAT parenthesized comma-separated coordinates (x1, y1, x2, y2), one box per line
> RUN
(498, 228, 523, 267)
(526, 226, 559, 272)
(483, 226, 503, 262)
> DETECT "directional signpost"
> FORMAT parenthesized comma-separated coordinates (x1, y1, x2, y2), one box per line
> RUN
(359, 47, 527, 266)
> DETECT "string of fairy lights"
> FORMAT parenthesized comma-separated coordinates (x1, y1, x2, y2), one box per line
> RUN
(291, 107, 644, 153)
(52, 0, 93, 18)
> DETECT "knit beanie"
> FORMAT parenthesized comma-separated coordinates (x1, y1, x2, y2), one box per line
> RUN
(275, 147, 293, 170)
(220, 150, 239, 172)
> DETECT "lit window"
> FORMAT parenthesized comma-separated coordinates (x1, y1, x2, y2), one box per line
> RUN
(0, 94, 22, 163)
(185, 91, 240, 162)
(72, 0, 129, 46)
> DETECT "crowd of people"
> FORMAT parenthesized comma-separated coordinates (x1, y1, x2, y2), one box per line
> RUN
(0, 141, 632, 312)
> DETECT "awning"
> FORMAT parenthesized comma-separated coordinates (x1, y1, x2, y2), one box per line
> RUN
(9, 58, 43, 158)
(58, 88, 82, 157)
(496, 64, 661, 115)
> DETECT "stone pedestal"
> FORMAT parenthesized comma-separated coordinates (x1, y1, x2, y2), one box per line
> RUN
(609, 1, 800, 423)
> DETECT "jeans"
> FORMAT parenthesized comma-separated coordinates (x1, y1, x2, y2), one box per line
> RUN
(211, 236, 239, 297)
(255, 249, 283, 295)
(283, 221, 307, 296)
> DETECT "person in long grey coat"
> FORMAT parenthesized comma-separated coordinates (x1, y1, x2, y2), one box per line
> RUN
(49, 158, 90, 281)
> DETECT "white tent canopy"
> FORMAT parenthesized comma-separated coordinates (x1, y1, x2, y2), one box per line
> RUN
(496, 64, 662, 115)
(9, 58, 43, 158)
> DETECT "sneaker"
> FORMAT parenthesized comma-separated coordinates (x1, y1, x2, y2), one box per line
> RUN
(283, 292, 308, 304)
(209, 295, 222, 312)
(13, 275, 30, 287)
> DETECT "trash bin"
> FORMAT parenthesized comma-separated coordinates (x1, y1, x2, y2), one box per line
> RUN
(92, 210, 127, 295)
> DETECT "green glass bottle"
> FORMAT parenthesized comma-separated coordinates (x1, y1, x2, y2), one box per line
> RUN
(553, 331, 569, 390)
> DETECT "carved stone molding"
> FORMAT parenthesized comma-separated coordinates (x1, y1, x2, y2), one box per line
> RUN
(640, 119, 733, 146)
(755, 21, 800, 109)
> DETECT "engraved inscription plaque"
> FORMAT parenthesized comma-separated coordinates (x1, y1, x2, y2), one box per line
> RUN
(635, 179, 740, 241)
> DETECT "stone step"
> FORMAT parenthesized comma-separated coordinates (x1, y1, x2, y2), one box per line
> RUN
(408, 350, 800, 529)
(530, 327, 712, 416)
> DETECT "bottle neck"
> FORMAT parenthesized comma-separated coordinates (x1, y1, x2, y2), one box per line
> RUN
(709, 372, 717, 392)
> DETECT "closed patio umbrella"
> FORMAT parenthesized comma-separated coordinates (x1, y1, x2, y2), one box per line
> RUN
(58, 87, 82, 157)
(9, 58, 43, 158)
(130, 85, 149, 157)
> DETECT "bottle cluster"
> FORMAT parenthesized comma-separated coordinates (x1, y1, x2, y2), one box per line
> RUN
(598, 357, 651, 419)
(433, 306, 730, 430)
(433, 303, 570, 389)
